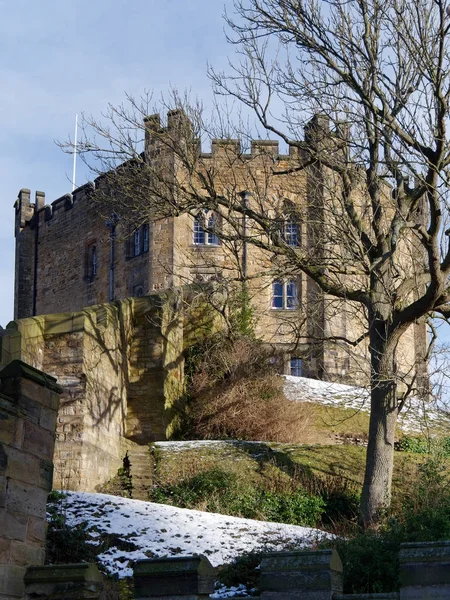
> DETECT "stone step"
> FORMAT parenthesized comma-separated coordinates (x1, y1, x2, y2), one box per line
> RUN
(127, 444, 155, 500)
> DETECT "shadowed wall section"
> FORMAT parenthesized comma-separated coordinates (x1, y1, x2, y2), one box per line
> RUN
(0, 291, 187, 493)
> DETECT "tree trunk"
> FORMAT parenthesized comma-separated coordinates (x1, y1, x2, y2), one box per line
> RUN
(360, 320, 399, 526)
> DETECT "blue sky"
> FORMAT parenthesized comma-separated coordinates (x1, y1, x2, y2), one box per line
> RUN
(0, 0, 232, 326)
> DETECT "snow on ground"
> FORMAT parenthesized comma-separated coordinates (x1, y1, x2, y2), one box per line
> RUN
(284, 375, 445, 433)
(52, 491, 331, 578)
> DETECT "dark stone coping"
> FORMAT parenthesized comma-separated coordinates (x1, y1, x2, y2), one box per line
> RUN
(134, 555, 215, 578)
(0, 360, 63, 394)
(334, 594, 399, 599)
(24, 563, 103, 584)
(261, 548, 343, 572)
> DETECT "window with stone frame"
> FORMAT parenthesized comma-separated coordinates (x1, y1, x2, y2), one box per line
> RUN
(143, 224, 150, 252)
(271, 279, 299, 309)
(129, 224, 150, 258)
(133, 228, 141, 256)
(85, 241, 98, 280)
(193, 211, 220, 246)
(284, 220, 299, 246)
(290, 356, 303, 377)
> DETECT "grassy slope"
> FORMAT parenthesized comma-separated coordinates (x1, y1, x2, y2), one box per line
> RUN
(151, 439, 423, 507)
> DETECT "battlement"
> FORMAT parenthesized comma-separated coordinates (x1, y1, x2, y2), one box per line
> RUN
(14, 181, 96, 229)
(144, 110, 340, 163)
(16, 112, 337, 233)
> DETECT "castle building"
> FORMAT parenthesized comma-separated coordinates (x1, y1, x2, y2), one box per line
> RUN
(13, 112, 426, 386)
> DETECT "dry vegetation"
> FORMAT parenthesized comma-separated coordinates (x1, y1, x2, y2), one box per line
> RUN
(184, 336, 315, 443)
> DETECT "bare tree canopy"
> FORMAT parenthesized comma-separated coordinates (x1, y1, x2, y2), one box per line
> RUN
(59, 0, 450, 525)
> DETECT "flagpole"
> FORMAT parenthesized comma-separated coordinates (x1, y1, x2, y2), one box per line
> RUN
(72, 114, 78, 192)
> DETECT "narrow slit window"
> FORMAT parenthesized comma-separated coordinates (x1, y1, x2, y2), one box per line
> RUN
(143, 225, 149, 252)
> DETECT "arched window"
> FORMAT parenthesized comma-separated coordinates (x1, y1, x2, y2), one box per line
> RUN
(85, 241, 98, 280)
(193, 211, 220, 246)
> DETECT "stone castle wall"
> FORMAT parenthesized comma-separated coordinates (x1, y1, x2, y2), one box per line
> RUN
(0, 360, 61, 599)
(0, 291, 190, 493)
(13, 113, 427, 388)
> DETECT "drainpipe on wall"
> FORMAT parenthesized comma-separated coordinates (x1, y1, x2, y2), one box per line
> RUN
(240, 190, 250, 283)
(105, 212, 120, 302)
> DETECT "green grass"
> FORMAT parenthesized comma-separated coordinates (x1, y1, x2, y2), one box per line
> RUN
(149, 440, 440, 510)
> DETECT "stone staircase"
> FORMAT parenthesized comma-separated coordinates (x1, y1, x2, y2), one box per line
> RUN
(127, 444, 154, 500)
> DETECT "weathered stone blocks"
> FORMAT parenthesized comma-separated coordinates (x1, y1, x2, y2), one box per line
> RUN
(134, 555, 215, 600)
(260, 549, 343, 600)
(24, 563, 104, 599)
(399, 541, 450, 599)
(0, 360, 61, 599)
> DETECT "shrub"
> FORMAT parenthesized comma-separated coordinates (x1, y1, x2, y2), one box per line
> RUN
(46, 520, 100, 565)
(395, 436, 430, 454)
(151, 468, 238, 508)
(149, 466, 327, 527)
(218, 549, 264, 593)
(395, 435, 450, 456)
(325, 452, 450, 593)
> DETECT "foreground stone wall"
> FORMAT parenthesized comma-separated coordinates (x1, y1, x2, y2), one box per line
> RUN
(0, 360, 61, 599)
(0, 291, 187, 493)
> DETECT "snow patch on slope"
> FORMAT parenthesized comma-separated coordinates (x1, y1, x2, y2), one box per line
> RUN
(52, 492, 331, 578)
(283, 375, 442, 433)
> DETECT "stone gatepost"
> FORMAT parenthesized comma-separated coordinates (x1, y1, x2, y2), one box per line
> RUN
(133, 555, 215, 600)
(399, 540, 450, 599)
(0, 360, 62, 599)
(259, 549, 343, 600)
(24, 563, 103, 599)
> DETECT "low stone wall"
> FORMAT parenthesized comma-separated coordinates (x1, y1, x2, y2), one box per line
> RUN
(0, 360, 62, 600)
(22, 541, 450, 599)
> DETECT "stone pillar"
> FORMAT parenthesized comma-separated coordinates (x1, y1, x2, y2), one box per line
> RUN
(260, 549, 343, 600)
(24, 563, 103, 599)
(399, 541, 450, 599)
(0, 360, 62, 599)
(133, 555, 215, 600)
(14, 188, 36, 320)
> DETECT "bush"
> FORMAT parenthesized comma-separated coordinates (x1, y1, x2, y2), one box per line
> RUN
(150, 466, 328, 527)
(151, 468, 238, 508)
(183, 335, 313, 443)
(325, 453, 450, 593)
(46, 522, 101, 565)
(395, 435, 450, 456)
(395, 436, 430, 454)
(218, 549, 264, 593)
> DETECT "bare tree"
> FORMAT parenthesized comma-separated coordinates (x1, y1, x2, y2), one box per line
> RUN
(211, 0, 450, 525)
(59, 0, 450, 525)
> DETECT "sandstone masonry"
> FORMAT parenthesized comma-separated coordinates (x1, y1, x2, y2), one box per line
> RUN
(0, 360, 61, 599)
(0, 292, 197, 492)
(13, 113, 428, 387)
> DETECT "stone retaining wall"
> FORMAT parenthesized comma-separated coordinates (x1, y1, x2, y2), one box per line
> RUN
(0, 360, 61, 599)
(0, 291, 192, 492)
